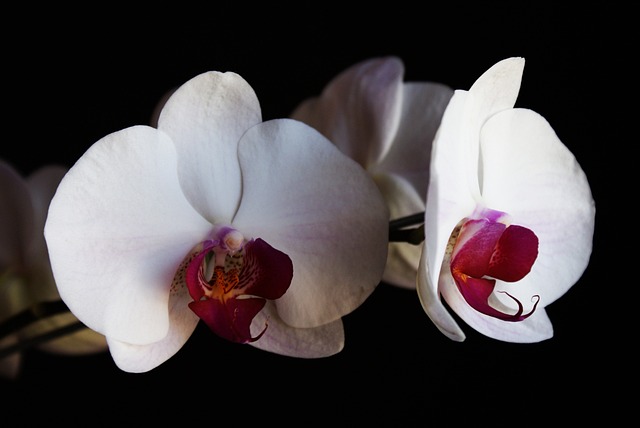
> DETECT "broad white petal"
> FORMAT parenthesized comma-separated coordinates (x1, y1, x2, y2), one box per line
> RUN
(291, 56, 404, 167)
(480, 109, 595, 305)
(417, 244, 465, 341)
(233, 119, 389, 328)
(158, 71, 262, 223)
(249, 301, 344, 358)
(45, 126, 212, 345)
(106, 281, 199, 373)
(439, 269, 553, 342)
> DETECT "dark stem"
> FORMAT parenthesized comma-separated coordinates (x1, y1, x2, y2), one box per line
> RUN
(388, 212, 425, 245)
(389, 212, 424, 231)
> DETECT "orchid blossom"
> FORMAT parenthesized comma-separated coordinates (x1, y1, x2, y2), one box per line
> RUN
(44, 71, 389, 373)
(0, 160, 107, 379)
(291, 56, 453, 289)
(417, 57, 595, 342)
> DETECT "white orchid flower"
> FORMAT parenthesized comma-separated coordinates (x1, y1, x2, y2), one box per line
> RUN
(418, 57, 595, 342)
(0, 160, 107, 379)
(44, 71, 389, 373)
(291, 56, 453, 289)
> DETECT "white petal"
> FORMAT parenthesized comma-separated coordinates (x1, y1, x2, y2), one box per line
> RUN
(480, 109, 595, 305)
(106, 281, 199, 373)
(45, 126, 212, 345)
(291, 56, 404, 167)
(416, 244, 465, 341)
(158, 71, 262, 223)
(233, 119, 389, 328)
(249, 301, 344, 358)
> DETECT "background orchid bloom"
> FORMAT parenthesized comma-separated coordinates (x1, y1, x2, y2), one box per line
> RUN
(417, 57, 595, 343)
(44, 71, 389, 373)
(0, 160, 107, 379)
(291, 56, 453, 289)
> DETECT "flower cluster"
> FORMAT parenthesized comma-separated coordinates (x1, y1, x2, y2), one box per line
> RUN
(1, 56, 595, 374)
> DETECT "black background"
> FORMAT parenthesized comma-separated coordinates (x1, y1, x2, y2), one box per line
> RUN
(2, 4, 624, 425)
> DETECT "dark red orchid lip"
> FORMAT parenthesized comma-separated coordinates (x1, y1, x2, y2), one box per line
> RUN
(185, 231, 293, 344)
(450, 217, 539, 321)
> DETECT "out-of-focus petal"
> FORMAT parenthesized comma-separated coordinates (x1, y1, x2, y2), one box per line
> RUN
(375, 174, 424, 289)
(374, 82, 453, 197)
(24, 165, 68, 303)
(22, 312, 107, 354)
(480, 109, 595, 304)
(291, 56, 404, 168)
(0, 336, 21, 379)
(44, 125, 212, 345)
(416, 244, 465, 341)
(158, 71, 262, 223)
(249, 301, 344, 358)
(0, 160, 34, 269)
(106, 280, 199, 373)
(233, 119, 388, 328)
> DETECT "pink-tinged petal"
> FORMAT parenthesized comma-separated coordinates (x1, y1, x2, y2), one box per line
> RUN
(374, 82, 454, 197)
(0, 160, 34, 269)
(375, 174, 425, 289)
(239, 239, 293, 300)
(157, 71, 262, 223)
(44, 126, 212, 345)
(416, 245, 465, 342)
(233, 119, 389, 328)
(249, 301, 345, 358)
(480, 109, 595, 304)
(291, 56, 404, 168)
(189, 296, 266, 344)
(440, 268, 553, 342)
(106, 280, 200, 373)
